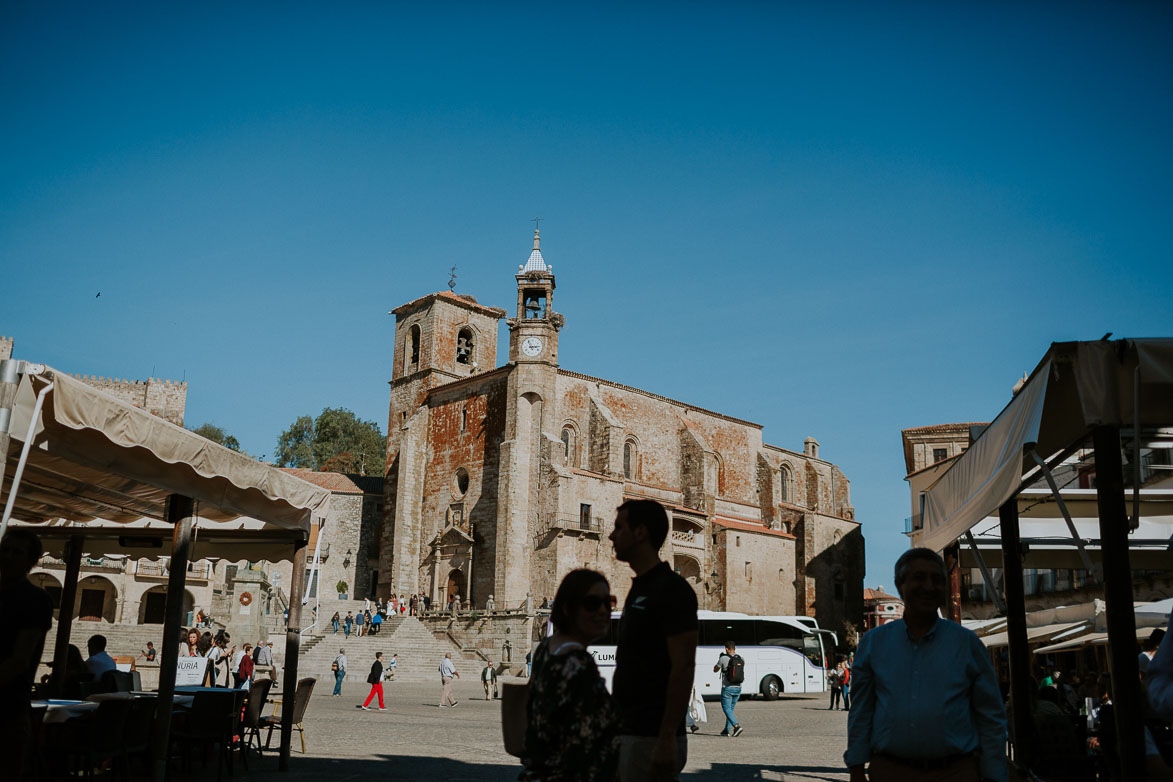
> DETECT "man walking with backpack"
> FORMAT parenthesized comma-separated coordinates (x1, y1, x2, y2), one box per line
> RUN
(332, 648, 347, 696)
(714, 641, 745, 737)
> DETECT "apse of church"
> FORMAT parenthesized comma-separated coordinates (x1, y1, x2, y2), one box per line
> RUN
(379, 230, 864, 631)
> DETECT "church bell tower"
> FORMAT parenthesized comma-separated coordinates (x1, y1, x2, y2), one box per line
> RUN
(508, 228, 563, 365)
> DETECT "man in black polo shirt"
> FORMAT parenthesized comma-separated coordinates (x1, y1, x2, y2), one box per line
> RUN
(610, 499, 698, 781)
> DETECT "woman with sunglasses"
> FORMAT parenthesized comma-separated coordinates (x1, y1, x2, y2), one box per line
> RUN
(520, 569, 619, 782)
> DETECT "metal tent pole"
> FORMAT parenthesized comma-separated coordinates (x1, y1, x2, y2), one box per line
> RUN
(279, 539, 308, 771)
(999, 498, 1034, 768)
(149, 494, 194, 782)
(49, 536, 84, 697)
(1093, 425, 1145, 781)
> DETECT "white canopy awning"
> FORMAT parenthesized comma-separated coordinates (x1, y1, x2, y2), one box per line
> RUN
(2, 367, 331, 552)
(920, 339, 1173, 552)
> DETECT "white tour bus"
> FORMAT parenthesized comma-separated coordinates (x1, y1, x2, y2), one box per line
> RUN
(584, 610, 830, 699)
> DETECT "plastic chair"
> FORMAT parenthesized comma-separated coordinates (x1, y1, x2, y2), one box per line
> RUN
(260, 677, 316, 754)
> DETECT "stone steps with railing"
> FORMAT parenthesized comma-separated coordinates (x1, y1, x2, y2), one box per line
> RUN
(289, 616, 481, 683)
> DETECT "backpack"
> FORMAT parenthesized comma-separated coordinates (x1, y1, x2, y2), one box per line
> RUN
(726, 654, 745, 685)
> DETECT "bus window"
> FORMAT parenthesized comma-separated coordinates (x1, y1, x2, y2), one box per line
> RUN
(803, 633, 825, 669)
(699, 619, 754, 648)
(753, 620, 804, 652)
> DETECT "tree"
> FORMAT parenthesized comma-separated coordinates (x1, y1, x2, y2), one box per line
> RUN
(275, 415, 315, 469)
(274, 408, 385, 476)
(190, 422, 241, 452)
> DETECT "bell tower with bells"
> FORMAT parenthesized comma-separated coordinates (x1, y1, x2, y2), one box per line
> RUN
(508, 221, 563, 366)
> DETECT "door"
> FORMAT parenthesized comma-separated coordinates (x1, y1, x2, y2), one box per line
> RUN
(79, 589, 104, 620)
(143, 591, 167, 624)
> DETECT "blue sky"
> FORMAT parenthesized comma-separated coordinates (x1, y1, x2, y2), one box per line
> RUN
(3, 2, 1171, 588)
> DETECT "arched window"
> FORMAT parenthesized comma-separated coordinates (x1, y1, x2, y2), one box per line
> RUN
(623, 440, 638, 479)
(561, 426, 577, 466)
(780, 464, 793, 503)
(405, 324, 421, 373)
(456, 327, 474, 365)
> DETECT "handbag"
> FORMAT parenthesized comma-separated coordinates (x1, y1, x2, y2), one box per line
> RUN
(501, 682, 528, 757)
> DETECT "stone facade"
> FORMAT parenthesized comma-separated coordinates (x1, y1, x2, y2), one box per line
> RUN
(380, 231, 865, 632)
(71, 374, 188, 426)
(0, 338, 187, 426)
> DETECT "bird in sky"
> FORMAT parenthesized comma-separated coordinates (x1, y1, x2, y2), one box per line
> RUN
(95, 292, 101, 298)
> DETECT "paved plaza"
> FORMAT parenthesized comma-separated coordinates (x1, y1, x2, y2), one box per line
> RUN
(221, 675, 851, 782)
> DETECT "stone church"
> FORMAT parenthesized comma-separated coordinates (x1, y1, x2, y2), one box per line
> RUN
(379, 231, 864, 631)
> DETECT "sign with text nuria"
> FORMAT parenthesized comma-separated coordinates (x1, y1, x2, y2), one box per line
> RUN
(176, 657, 209, 686)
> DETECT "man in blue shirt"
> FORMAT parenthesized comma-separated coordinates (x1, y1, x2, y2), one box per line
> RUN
(845, 548, 1006, 782)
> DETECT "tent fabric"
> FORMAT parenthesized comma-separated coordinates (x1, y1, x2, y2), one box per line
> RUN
(3, 368, 329, 536)
(920, 339, 1173, 553)
(21, 516, 309, 562)
(1034, 626, 1151, 655)
(920, 359, 1051, 552)
(979, 621, 1083, 649)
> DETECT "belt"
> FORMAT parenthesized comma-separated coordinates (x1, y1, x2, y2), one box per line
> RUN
(874, 752, 974, 771)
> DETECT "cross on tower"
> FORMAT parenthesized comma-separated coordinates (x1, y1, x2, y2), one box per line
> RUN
(531, 216, 542, 231)
(448, 265, 457, 290)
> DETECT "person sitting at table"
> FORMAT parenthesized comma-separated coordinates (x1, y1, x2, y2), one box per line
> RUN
(85, 635, 117, 679)
(0, 528, 54, 779)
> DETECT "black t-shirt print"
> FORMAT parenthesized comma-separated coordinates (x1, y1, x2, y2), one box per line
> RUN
(613, 561, 698, 737)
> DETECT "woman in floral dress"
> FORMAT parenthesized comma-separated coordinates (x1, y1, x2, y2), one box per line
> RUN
(521, 569, 619, 781)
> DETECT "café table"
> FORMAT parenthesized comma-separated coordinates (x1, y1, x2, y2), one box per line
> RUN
(32, 699, 100, 724)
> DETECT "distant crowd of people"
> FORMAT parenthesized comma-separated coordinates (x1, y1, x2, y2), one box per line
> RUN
(177, 626, 275, 688)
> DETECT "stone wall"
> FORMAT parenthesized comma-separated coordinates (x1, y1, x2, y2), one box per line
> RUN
(420, 612, 535, 673)
(72, 374, 188, 426)
(714, 525, 797, 615)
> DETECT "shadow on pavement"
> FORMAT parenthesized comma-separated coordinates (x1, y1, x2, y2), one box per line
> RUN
(685, 763, 848, 781)
(166, 754, 519, 782)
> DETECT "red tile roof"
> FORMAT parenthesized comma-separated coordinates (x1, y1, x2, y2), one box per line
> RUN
(279, 469, 365, 494)
(390, 290, 508, 318)
(712, 516, 795, 539)
(901, 422, 988, 435)
(864, 588, 901, 602)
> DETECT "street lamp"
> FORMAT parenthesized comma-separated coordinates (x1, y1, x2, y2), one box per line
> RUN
(343, 549, 352, 568)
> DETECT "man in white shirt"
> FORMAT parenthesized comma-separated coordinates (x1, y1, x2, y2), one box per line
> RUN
(84, 635, 117, 679)
(439, 652, 460, 707)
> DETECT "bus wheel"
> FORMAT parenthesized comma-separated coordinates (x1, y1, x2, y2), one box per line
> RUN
(761, 675, 782, 701)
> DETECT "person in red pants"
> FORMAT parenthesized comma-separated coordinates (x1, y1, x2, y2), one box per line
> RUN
(359, 652, 386, 710)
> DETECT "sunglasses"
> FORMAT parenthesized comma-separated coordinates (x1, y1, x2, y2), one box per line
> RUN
(579, 594, 615, 612)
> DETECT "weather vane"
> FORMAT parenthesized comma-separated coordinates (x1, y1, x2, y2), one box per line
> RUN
(448, 265, 457, 290)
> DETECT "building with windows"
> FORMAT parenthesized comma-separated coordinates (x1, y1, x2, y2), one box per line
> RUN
(863, 586, 904, 630)
(903, 420, 1173, 619)
(379, 231, 864, 631)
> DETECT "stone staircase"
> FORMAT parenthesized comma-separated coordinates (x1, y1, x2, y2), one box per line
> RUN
(39, 619, 169, 663)
(291, 616, 484, 683)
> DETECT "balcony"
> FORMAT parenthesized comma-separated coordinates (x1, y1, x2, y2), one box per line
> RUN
(904, 514, 923, 534)
(38, 555, 125, 574)
(670, 529, 704, 550)
(135, 559, 214, 583)
(542, 516, 603, 537)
